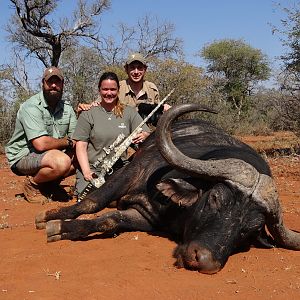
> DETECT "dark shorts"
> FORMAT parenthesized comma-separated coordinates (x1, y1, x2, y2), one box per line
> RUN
(11, 152, 47, 176)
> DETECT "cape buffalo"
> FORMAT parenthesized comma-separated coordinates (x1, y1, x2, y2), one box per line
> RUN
(35, 103, 300, 274)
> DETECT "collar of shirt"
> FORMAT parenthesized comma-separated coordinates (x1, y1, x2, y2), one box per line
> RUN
(38, 90, 64, 115)
(125, 79, 147, 99)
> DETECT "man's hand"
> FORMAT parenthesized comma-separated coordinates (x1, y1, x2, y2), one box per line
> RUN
(65, 138, 76, 158)
(77, 101, 101, 114)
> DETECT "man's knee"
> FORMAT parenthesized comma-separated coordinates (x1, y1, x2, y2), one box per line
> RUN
(42, 150, 72, 174)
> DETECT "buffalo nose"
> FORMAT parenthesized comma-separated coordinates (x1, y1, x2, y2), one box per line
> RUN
(186, 242, 222, 274)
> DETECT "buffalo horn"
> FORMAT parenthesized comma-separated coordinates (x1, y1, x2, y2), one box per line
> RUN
(156, 103, 300, 250)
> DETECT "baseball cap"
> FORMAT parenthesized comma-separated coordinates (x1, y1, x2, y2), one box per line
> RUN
(43, 66, 64, 81)
(125, 52, 147, 66)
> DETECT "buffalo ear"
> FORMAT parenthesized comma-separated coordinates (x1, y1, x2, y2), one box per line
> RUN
(207, 184, 228, 211)
(156, 178, 201, 207)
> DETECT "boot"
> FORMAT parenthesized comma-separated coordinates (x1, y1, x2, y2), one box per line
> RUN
(23, 176, 50, 204)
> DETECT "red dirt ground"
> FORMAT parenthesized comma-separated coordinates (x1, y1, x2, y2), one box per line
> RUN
(0, 133, 300, 300)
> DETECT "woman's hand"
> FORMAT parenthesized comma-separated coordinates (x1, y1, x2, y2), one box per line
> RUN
(83, 170, 94, 182)
(163, 103, 172, 111)
(132, 131, 150, 144)
(76, 140, 95, 182)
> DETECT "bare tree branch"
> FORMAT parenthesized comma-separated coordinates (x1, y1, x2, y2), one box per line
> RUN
(134, 16, 183, 59)
(7, 0, 111, 67)
(92, 15, 183, 66)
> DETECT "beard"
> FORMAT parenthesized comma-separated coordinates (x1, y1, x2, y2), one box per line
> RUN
(43, 88, 63, 105)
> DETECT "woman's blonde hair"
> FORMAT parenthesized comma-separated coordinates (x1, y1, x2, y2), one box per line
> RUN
(98, 72, 124, 117)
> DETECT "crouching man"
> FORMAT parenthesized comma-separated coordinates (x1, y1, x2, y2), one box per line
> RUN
(5, 67, 77, 203)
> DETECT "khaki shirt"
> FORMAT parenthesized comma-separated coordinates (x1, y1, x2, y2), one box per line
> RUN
(119, 79, 159, 107)
(5, 91, 77, 166)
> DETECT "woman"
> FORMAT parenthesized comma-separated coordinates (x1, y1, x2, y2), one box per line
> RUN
(73, 72, 150, 196)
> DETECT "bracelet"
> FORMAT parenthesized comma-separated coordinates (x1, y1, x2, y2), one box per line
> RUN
(66, 137, 74, 150)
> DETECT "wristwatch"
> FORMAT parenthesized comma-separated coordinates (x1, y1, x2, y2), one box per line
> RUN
(66, 137, 74, 150)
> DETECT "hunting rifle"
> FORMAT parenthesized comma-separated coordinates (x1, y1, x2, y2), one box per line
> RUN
(77, 88, 175, 201)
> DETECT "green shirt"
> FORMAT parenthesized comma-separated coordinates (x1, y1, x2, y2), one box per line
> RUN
(72, 105, 150, 167)
(5, 91, 77, 166)
(119, 79, 160, 107)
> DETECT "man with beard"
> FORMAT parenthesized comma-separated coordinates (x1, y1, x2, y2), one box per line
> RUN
(5, 67, 77, 203)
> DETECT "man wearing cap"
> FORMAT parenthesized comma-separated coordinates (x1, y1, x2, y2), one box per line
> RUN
(119, 53, 172, 129)
(77, 52, 171, 123)
(5, 66, 77, 203)
(119, 52, 171, 114)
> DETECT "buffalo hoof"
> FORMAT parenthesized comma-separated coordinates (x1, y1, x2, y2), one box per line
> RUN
(35, 211, 48, 230)
(46, 220, 63, 242)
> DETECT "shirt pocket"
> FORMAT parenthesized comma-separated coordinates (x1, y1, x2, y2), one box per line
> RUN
(44, 118, 54, 136)
(57, 117, 70, 137)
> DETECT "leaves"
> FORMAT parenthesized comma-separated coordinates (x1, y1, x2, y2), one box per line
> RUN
(200, 39, 271, 115)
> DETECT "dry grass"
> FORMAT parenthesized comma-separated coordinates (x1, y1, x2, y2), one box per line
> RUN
(236, 131, 300, 155)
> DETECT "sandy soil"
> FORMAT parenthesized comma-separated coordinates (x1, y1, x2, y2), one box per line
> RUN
(0, 133, 300, 300)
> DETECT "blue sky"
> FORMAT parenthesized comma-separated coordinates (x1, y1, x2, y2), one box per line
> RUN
(0, 0, 291, 75)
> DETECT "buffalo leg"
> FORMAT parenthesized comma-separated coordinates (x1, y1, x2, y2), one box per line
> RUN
(35, 197, 109, 230)
(36, 167, 137, 229)
(46, 208, 154, 242)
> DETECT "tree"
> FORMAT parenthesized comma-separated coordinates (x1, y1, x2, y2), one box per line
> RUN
(0, 54, 35, 144)
(275, 3, 300, 76)
(60, 45, 104, 106)
(7, 0, 111, 67)
(5, 1, 183, 111)
(92, 14, 183, 66)
(7, 1, 183, 68)
(200, 39, 271, 116)
(147, 58, 206, 104)
(272, 2, 300, 134)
